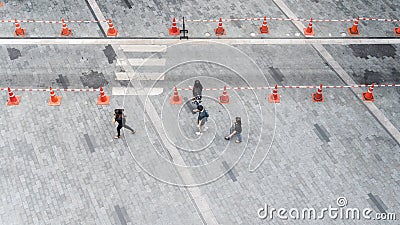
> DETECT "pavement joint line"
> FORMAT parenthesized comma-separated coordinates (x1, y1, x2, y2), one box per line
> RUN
(1, 38, 400, 45)
(84, 0, 217, 223)
(273, 0, 400, 146)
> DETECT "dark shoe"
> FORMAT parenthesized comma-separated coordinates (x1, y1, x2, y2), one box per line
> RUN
(131, 130, 136, 134)
(225, 136, 230, 140)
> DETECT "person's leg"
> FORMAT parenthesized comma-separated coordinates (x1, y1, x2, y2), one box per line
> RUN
(196, 120, 203, 135)
(225, 127, 233, 140)
(123, 124, 135, 133)
(116, 125, 122, 138)
(236, 133, 242, 143)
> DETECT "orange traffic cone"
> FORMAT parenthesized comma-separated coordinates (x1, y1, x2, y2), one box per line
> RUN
(169, 18, 180, 36)
(268, 85, 280, 103)
(348, 17, 360, 36)
(7, 87, 20, 106)
(215, 18, 226, 36)
(97, 86, 110, 105)
(218, 86, 230, 104)
(303, 18, 314, 36)
(48, 87, 62, 106)
(170, 86, 182, 104)
(312, 84, 324, 102)
(0, 2, 3, 7)
(362, 83, 375, 102)
(14, 19, 26, 37)
(107, 19, 118, 37)
(259, 16, 270, 34)
(60, 18, 72, 37)
(394, 25, 400, 36)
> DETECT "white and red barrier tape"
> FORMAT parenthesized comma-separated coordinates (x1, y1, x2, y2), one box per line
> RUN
(0, 19, 109, 23)
(178, 17, 400, 23)
(0, 88, 99, 92)
(177, 84, 400, 91)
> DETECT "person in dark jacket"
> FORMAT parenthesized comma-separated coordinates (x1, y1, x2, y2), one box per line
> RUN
(225, 117, 242, 143)
(113, 109, 135, 139)
(192, 80, 203, 107)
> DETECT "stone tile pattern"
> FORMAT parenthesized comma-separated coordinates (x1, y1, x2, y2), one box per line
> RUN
(0, 43, 399, 224)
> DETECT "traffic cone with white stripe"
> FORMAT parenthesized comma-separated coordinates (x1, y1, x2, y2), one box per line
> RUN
(259, 16, 270, 34)
(312, 84, 324, 102)
(170, 86, 182, 104)
(48, 87, 62, 106)
(362, 83, 375, 102)
(303, 18, 314, 36)
(98, 86, 110, 105)
(348, 17, 360, 36)
(60, 18, 72, 37)
(219, 86, 230, 104)
(107, 19, 118, 37)
(169, 18, 180, 36)
(7, 87, 20, 106)
(268, 85, 280, 103)
(215, 18, 226, 36)
(394, 25, 400, 36)
(14, 19, 26, 37)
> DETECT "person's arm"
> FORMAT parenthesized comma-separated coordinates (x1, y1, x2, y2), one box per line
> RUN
(227, 130, 236, 138)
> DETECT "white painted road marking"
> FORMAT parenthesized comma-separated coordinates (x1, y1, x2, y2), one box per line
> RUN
(1, 39, 400, 45)
(273, 0, 400, 145)
(111, 87, 163, 96)
(120, 45, 167, 52)
(116, 58, 166, 66)
(115, 72, 165, 81)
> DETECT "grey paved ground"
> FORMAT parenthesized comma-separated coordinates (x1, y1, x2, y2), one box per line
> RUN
(0, 42, 399, 224)
(0, 0, 400, 224)
(0, 0, 399, 37)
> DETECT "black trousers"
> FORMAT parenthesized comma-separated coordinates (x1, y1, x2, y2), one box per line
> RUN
(117, 123, 135, 137)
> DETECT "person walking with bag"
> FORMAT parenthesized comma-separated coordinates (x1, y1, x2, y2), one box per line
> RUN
(113, 109, 135, 139)
(225, 117, 242, 143)
(193, 105, 209, 135)
(191, 80, 203, 107)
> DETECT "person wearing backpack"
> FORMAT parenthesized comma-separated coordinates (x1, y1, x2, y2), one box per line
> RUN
(193, 105, 209, 135)
(224, 117, 242, 143)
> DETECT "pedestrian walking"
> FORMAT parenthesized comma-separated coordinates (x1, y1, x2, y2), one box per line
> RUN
(113, 109, 135, 139)
(224, 117, 242, 143)
(192, 80, 203, 107)
(193, 105, 209, 135)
